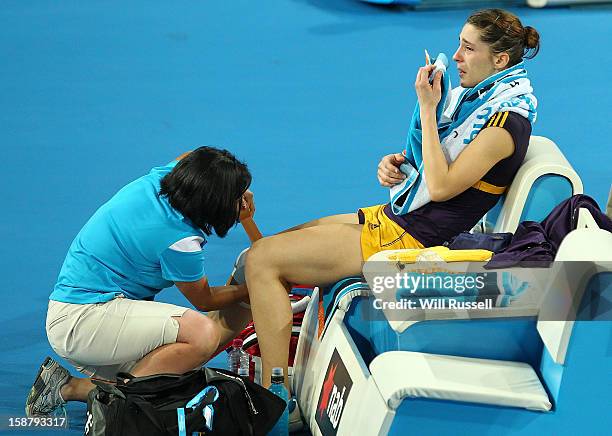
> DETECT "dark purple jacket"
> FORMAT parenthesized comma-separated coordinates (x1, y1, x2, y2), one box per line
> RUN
(485, 195, 612, 268)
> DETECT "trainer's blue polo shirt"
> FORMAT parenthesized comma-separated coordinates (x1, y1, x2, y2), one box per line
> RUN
(50, 161, 207, 304)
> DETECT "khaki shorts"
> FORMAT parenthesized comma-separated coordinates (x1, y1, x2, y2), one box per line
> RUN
(358, 204, 425, 260)
(46, 297, 189, 380)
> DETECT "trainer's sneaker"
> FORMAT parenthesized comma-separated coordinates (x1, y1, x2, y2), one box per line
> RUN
(25, 357, 70, 417)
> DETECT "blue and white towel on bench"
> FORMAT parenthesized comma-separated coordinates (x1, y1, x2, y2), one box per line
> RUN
(320, 272, 530, 338)
(390, 58, 538, 215)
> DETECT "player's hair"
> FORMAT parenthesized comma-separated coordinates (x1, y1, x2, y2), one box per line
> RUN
(467, 9, 540, 66)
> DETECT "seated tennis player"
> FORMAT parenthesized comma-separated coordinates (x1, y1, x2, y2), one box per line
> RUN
(244, 8, 541, 390)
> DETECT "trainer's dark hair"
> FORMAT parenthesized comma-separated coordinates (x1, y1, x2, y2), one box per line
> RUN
(467, 9, 540, 67)
(159, 146, 251, 237)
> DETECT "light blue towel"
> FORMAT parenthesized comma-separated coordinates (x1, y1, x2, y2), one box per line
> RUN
(392, 52, 451, 211)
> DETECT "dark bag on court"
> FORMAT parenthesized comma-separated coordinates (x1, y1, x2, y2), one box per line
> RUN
(84, 367, 286, 436)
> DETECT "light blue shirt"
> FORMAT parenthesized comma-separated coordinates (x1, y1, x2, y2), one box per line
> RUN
(50, 161, 207, 304)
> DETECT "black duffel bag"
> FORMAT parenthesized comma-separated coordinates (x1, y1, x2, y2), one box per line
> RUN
(84, 367, 286, 436)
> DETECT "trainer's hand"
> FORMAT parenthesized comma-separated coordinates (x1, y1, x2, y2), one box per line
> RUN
(378, 153, 406, 187)
(239, 190, 255, 220)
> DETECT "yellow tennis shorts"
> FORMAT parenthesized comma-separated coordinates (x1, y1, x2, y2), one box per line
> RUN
(358, 204, 424, 261)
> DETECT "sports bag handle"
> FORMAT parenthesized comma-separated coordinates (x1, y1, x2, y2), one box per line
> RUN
(177, 386, 219, 436)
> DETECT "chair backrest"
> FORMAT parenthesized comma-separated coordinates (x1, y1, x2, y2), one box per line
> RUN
(485, 136, 583, 233)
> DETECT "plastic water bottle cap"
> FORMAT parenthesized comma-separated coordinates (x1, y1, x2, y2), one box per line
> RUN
(238, 367, 249, 377)
(271, 367, 284, 377)
(232, 338, 244, 348)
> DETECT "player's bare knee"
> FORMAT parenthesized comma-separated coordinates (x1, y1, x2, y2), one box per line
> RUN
(246, 238, 267, 263)
(245, 239, 276, 280)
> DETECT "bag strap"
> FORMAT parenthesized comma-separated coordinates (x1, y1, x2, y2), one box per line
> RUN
(176, 386, 219, 436)
(177, 408, 187, 436)
(185, 386, 219, 408)
(176, 405, 213, 436)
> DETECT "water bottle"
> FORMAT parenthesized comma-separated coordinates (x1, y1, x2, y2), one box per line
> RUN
(227, 339, 250, 374)
(268, 367, 288, 436)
